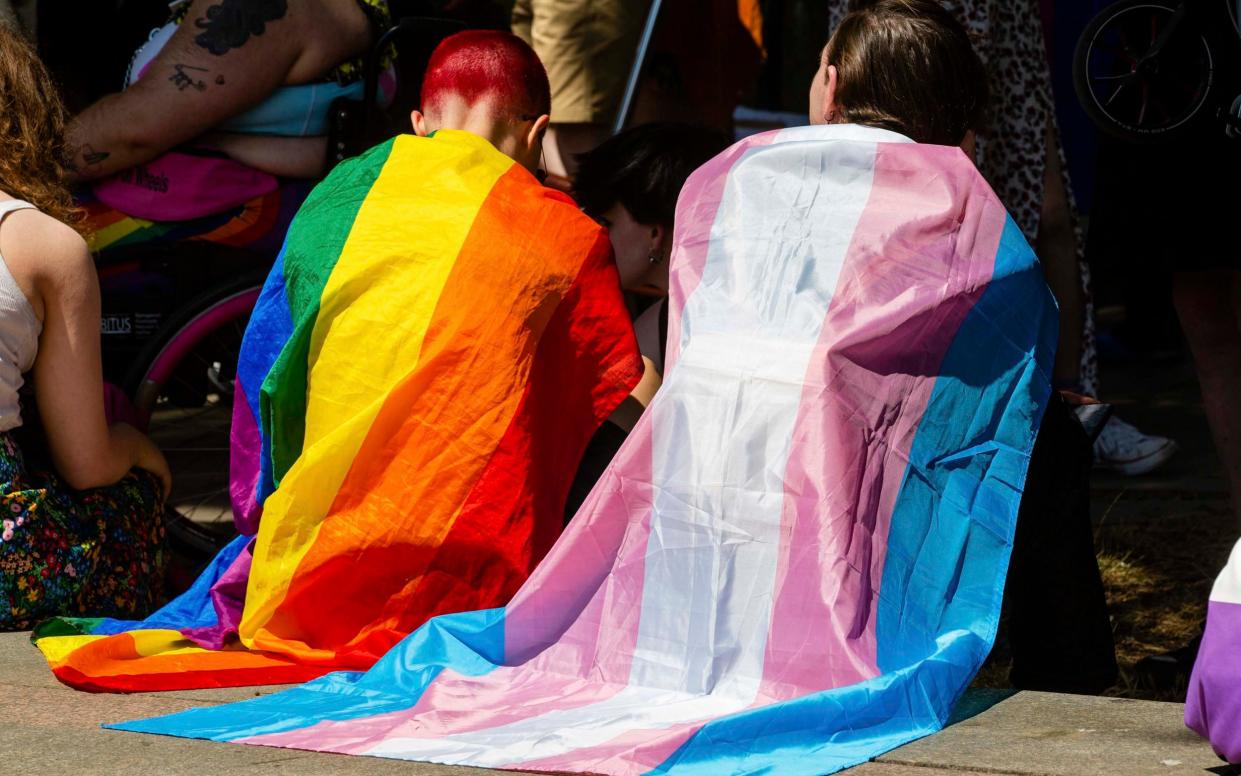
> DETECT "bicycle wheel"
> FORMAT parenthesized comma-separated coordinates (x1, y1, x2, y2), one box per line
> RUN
(123, 273, 264, 532)
(1074, 0, 1217, 142)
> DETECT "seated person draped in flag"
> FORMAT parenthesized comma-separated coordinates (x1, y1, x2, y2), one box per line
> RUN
(111, 3, 1062, 774)
(33, 30, 642, 692)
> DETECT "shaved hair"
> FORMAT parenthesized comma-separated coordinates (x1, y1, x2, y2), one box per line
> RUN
(420, 30, 551, 120)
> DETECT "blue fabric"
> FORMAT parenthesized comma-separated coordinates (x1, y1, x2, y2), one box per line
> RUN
(221, 81, 365, 137)
(234, 247, 294, 506)
(90, 534, 250, 636)
(108, 607, 506, 738)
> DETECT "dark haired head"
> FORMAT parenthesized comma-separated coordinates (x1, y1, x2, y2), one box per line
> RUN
(421, 30, 551, 120)
(573, 122, 729, 228)
(817, 0, 988, 145)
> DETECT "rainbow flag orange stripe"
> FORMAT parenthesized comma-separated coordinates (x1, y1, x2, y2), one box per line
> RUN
(36, 130, 641, 691)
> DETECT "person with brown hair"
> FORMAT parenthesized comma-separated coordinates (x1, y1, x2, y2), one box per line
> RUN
(0, 23, 170, 630)
(814, 0, 988, 145)
(813, 0, 1118, 694)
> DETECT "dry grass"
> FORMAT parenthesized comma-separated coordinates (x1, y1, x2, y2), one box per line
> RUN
(1095, 494, 1236, 700)
(974, 492, 1237, 700)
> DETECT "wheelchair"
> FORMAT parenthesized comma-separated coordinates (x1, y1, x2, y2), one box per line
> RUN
(89, 13, 466, 558)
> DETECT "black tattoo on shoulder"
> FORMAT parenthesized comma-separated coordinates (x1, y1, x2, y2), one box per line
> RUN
(193, 0, 288, 56)
(170, 63, 210, 91)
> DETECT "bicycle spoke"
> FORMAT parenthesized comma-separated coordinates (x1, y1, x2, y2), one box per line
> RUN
(1105, 79, 1133, 107)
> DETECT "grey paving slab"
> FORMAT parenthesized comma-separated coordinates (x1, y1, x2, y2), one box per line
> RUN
(0, 631, 528, 776)
(876, 691, 1230, 776)
(848, 765, 1005, 775)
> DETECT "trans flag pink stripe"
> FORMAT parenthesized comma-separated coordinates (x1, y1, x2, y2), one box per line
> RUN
(113, 124, 1057, 776)
(759, 141, 1007, 699)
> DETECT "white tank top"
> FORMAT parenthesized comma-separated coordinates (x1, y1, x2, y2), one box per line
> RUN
(0, 199, 42, 432)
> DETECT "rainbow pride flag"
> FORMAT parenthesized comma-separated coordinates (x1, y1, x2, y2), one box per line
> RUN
(34, 129, 641, 692)
(110, 124, 1057, 773)
(1187, 539, 1241, 763)
(83, 182, 307, 256)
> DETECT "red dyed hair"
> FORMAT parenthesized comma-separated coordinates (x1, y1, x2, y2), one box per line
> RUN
(420, 30, 551, 119)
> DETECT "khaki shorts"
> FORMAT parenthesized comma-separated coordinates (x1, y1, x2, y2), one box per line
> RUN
(512, 0, 649, 124)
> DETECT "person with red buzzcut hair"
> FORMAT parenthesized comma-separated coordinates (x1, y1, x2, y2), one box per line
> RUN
(411, 29, 551, 174)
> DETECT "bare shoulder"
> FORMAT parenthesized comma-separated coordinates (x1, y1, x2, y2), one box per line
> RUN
(1, 207, 88, 263)
(291, 0, 374, 72)
(169, 0, 370, 73)
(0, 206, 92, 287)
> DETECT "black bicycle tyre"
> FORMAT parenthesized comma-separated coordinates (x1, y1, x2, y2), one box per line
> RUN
(121, 271, 267, 412)
(1073, 0, 1218, 143)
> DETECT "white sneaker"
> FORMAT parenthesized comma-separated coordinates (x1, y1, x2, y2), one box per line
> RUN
(1093, 416, 1178, 476)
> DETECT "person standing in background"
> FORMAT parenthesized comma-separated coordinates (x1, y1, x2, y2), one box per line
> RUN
(511, 0, 650, 178)
(512, 0, 763, 179)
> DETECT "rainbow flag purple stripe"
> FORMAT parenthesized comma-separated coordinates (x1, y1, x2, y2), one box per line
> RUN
(1187, 539, 1241, 764)
(110, 124, 1057, 775)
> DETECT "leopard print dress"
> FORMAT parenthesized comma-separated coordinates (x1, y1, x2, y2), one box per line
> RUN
(830, 0, 1099, 394)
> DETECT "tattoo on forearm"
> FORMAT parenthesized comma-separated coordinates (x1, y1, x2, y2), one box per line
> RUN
(170, 63, 210, 91)
(193, 0, 288, 56)
(80, 145, 110, 170)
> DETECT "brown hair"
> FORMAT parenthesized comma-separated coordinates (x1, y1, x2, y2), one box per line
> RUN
(825, 0, 988, 145)
(0, 23, 80, 228)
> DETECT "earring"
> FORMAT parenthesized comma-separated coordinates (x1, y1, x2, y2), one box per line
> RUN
(648, 251, 663, 265)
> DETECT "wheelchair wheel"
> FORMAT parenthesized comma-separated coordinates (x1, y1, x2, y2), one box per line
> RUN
(1074, 0, 1217, 142)
(122, 273, 264, 533)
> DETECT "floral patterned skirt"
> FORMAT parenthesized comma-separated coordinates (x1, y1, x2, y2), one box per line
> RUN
(0, 430, 166, 631)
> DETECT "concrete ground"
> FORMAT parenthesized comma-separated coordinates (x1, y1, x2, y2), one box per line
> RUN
(0, 632, 1232, 776)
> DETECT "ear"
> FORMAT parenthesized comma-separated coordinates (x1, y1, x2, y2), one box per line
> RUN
(823, 64, 840, 123)
(411, 110, 429, 137)
(649, 222, 668, 254)
(526, 113, 550, 153)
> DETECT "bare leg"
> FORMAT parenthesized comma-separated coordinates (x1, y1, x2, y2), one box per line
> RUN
(542, 123, 610, 179)
(1174, 269, 1241, 520)
(1035, 121, 1085, 386)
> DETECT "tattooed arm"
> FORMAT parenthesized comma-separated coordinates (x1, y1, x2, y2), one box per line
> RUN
(68, 0, 372, 182)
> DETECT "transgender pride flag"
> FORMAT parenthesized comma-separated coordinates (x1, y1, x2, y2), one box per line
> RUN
(113, 124, 1058, 775)
(1187, 539, 1241, 764)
